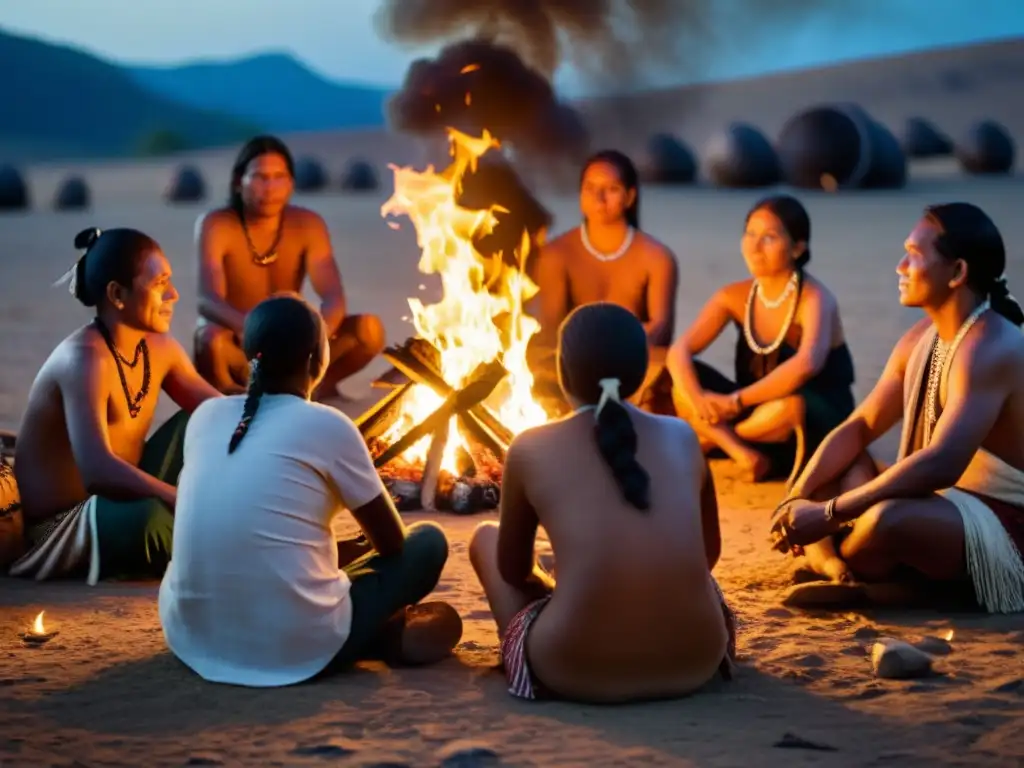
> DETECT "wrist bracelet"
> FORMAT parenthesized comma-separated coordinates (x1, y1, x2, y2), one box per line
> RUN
(824, 497, 838, 522)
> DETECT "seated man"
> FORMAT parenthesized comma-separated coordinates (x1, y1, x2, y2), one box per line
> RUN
(10, 227, 220, 583)
(771, 203, 1024, 613)
(194, 135, 385, 400)
(528, 150, 678, 415)
(471, 302, 733, 703)
(160, 294, 462, 686)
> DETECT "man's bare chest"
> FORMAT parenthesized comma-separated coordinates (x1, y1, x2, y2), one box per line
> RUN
(566, 257, 649, 309)
(223, 246, 306, 298)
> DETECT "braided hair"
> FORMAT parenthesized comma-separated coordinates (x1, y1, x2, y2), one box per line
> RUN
(925, 202, 1024, 327)
(557, 303, 651, 510)
(226, 294, 327, 453)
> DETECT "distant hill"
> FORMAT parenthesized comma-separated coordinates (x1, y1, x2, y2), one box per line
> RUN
(128, 53, 392, 134)
(0, 28, 258, 161)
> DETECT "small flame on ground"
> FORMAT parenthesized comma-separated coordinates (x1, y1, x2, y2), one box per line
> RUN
(465, 92, 472, 106)
(380, 127, 547, 470)
(32, 611, 46, 635)
(945, 629, 955, 642)
(460, 64, 480, 74)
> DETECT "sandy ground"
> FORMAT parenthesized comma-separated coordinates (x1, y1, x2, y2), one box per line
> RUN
(2, 158, 1024, 766)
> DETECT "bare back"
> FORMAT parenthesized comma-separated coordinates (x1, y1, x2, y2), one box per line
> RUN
(535, 228, 678, 345)
(15, 328, 194, 522)
(510, 408, 728, 700)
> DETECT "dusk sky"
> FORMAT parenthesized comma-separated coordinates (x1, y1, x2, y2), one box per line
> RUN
(5, 0, 1023, 91)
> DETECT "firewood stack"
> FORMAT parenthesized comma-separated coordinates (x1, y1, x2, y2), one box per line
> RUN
(355, 338, 515, 514)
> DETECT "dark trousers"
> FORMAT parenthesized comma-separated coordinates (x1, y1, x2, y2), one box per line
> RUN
(323, 522, 449, 670)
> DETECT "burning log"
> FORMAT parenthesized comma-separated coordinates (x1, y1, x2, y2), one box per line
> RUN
(353, 380, 415, 438)
(372, 359, 507, 468)
(420, 420, 449, 511)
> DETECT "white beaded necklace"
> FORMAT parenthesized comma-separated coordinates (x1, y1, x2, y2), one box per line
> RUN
(743, 273, 800, 356)
(580, 223, 635, 262)
(924, 300, 990, 442)
(756, 272, 799, 309)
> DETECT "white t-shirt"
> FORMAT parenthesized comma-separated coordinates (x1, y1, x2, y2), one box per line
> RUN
(158, 394, 385, 687)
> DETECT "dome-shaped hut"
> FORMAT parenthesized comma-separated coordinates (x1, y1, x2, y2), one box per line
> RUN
(703, 122, 780, 188)
(0, 165, 29, 211)
(955, 120, 1015, 175)
(165, 165, 206, 203)
(777, 104, 907, 190)
(902, 117, 953, 158)
(293, 156, 329, 192)
(340, 159, 379, 192)
(53, 176, 90, 210)
(640, 133, 697, 184)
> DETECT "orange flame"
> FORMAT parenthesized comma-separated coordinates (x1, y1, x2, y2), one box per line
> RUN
(460, 64, 480, 74)
(465, 92, 472, 106)
(32, 611, 46, 635)
(945, 629, 954, 642)
(380, 128, 547, 470)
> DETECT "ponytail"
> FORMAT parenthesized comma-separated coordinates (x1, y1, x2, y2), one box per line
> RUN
(228, 355, 264, 453)
(989, 276, 1024, 327)
(594, 400, 650, 510)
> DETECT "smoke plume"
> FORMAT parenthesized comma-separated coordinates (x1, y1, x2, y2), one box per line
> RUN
(385, 38, 590, 162)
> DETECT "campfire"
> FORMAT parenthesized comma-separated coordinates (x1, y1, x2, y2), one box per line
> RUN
(356, 128, 549, 513)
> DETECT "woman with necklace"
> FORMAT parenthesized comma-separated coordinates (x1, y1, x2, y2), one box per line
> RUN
(667, 195, 855, 483)
(528, 150, 679, 415)
(8, 227, 221, 583)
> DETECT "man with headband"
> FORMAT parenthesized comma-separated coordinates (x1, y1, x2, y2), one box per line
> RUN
(772, 203, 1024, 613)
(8, 228, 220, 583)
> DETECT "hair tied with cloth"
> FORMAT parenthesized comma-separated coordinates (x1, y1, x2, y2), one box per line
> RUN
(53, 227, 103, 297)
(594, 377, 621, 419)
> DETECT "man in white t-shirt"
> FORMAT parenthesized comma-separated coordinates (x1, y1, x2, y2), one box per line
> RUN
(159, 294, 462, 686)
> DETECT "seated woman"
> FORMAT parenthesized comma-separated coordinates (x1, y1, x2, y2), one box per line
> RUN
(666, 195, 855, 483)
(527, 150, 679, 416)
(9, 227, 220, 583)
(470, 302, 734, 703)
(159, 294, 462, 687)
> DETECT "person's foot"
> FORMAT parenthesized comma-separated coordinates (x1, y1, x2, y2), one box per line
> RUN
(735, 448, 772, 483)
(801, 541, 854, 583)
(396, 602, 463, 665)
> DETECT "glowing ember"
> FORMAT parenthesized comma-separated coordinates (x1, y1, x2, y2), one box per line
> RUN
(32, 611, 46, 635)
(460, 63, 480, 74)
(380, 127, 547, 471)
(945, 629, 955, 642)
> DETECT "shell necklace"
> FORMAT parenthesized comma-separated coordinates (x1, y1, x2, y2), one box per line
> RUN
(924, 300, 990, 441)
(756, 271, 799, 309)
(743, 273, 800, 356)
(580, 223, 635, 262)
(242, 214, 284, 267)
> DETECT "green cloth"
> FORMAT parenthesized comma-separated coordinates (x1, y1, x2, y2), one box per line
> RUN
(94, 410, 189, 580)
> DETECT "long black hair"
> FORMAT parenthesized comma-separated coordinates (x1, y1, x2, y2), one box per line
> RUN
(746, 194, 811, 270)
(228, 294, 327, 453)
(228, 135, 295, 215)
(581, 150, 640, 230)
(924, 202, 1024, 326)
(557, 302, 651, 510)
(64, 227, 160, 308)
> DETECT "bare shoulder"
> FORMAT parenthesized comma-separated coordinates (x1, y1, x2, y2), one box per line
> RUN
(286, 205, 329, 232)
(961, 313, 1024, 374)
(634, 231, 675, 262)
(799, 272, 837, 305)
(51, 328, 104, 384)
(542, 227, 578, 256)
(717, 278, 753, 314)
(196, 207, 238, 236)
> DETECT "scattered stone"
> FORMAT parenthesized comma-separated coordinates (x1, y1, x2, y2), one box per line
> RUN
(437, 740, 501, 767)
(992, 678, 1023, 694)
(185, 756, 225, 766)
(165, 165, 206, 203)
(0, 165, 29, 210)
(291, 741, 356, 758)
(871, 639, 934, 680)
(773, 732, 838, 751)
(53, 176, 90, 210)
(853, 626, 880, 640)
(294, 156, 329, 192)
(914, 635, 953, 656)
(341, 159, 379, 191)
